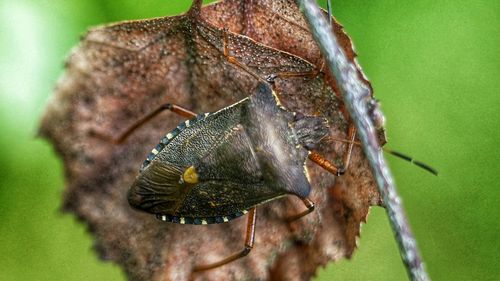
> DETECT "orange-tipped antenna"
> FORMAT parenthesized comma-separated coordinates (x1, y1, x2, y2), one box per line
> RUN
(326, 137, 438, 176)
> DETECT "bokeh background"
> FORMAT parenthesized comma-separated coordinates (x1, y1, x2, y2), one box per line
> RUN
(1, 0, 498, 280)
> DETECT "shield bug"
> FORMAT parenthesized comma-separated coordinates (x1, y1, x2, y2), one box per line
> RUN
(122, 82, 347, 271)
(91, 46, 436, 273)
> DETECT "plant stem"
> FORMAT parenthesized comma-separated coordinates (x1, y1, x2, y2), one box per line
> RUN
(295, 1, 431, 280)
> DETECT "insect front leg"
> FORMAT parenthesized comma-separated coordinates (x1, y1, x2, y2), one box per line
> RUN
(308, 124, 357, 176)
(340, 124, 356, 172)
(193, 207, 257, 272)
(308, 151, 344, 176)
(90, 103, 197, 144)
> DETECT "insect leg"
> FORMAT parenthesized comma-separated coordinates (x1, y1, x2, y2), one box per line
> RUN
(308, 151, 344, 176)
(341, 124, 357, 172)
(193, 207, 257, 272)
(285, 197, 315, 222)
(90, 103, 197, 144)
(325, 135, 439, 176)
(308, 124, 356, 176)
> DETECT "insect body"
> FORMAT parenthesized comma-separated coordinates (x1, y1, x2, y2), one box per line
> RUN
(127, 82, 335, 271)
(128, 83, 329, 222)
(122, 81, 435, 271)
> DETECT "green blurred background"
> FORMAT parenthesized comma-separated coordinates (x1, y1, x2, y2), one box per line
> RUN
(1, 0, 498, 280)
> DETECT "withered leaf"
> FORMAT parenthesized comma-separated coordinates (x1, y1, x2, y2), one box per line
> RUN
(40, 0, 381, 280)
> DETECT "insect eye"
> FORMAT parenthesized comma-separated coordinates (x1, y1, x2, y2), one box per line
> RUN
(293, 112, 305, 121)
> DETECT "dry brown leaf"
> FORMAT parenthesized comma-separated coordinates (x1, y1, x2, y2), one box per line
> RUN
(40, 1, 382, 280)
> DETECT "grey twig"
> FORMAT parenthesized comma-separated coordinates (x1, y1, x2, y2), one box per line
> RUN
(295, 1, 431, 280)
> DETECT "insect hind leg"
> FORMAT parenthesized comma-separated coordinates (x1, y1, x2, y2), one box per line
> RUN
(193, 207, 257, 272)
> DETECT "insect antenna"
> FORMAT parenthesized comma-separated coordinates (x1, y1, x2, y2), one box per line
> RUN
(384, 149, 438, 176)
(326, 137, 438, 176)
